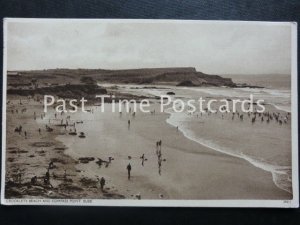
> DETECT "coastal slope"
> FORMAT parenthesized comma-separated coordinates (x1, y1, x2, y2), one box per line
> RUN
(7, 67, 236, 87)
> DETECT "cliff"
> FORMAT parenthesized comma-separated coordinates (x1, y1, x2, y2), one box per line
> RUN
(7, 67, 236, 87)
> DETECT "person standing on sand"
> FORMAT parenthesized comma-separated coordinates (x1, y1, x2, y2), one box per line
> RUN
(127, 163, 132, 180)
(128, 120, 131, 129)
(44, 168, 51, 186)
(100, 177, 105, 191)
(38, 128, 41, 135)
(141, 154, 145, 166)
(156, 141, 160, 155)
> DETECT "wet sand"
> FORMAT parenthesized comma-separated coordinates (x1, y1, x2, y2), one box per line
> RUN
(5, 92, 292, 200)
(55, 102, 292, 200)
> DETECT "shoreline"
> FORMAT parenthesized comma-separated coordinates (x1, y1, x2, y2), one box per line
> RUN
(133, 85, 292, 194)
(4, 84, 293, 200)
(166, 113, 292, 194)
(54, 102, 291, 199)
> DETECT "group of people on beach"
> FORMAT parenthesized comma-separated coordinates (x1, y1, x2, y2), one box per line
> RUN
(9, 95, 291, 198)
(189, 105, 291, 126)
(10, 96, 169, 199)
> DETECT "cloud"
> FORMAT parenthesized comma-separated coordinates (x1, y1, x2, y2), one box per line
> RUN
(6, 20, 291, 75)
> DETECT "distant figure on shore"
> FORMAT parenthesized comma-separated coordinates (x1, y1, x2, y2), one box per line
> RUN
(48, 161, 54, 169)
(156, 141, 159, 155)
(158, 140, 162, 150)
(128, 120, 131, 129)
(127, 163, 132, 180)
(31, 176, 37, 185)
(100, 177, 106, 191)
(38, 128, 41, 135)
(44, 169, 51, 186)
(140, 154, 145, 166)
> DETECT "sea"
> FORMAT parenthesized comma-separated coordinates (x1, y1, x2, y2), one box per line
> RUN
(117, 74, 293, 194)
(62, 74, 292, 195)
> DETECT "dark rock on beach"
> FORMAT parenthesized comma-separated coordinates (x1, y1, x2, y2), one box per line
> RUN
(166, 91, 175, 95)
(78, 157, 95, 164)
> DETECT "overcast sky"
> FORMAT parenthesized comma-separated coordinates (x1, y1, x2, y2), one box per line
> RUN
(6, 20, 292, 75)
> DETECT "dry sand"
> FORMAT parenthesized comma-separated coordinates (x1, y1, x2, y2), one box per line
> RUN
(4, 94, 292, 200)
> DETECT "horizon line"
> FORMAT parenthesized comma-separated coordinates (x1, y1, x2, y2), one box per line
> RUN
(6, 67, 290, 77)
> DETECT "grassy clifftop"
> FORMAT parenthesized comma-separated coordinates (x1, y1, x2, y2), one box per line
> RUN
(7, 84, 107, 99)
(7, 67, 236, 87)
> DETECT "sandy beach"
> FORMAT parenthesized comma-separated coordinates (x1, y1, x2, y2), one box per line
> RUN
(4, 83, 292, 200)
(3, 19, 297, 209)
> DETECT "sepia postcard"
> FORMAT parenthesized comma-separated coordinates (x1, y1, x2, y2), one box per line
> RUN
(1, 19, 298, 207)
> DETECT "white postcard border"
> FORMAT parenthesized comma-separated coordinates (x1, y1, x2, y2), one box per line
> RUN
(1, 18, 298, 207)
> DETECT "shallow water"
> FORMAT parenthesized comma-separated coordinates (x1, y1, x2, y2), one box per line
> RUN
(117, 83, 292, 194)
(52, 80, 293, 195)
